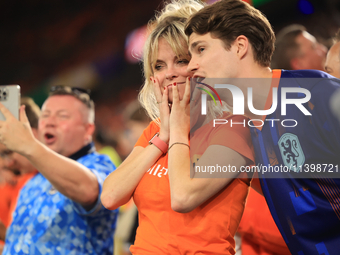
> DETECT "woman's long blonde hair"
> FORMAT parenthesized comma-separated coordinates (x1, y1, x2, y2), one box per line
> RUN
(139, 0, 205, 125)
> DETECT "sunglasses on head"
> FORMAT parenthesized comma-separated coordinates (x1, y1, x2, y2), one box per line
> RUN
(50, 85, 91, 96)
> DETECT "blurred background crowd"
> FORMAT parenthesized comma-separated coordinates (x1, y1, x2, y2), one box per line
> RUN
(1, 0, 340, 254)
(0, 0, 339, 160)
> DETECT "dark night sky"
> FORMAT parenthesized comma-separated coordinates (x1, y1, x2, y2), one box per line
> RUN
(0, 0, 339, 99)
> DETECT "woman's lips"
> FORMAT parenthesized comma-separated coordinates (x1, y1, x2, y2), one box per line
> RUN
(167, 81, 186, 88)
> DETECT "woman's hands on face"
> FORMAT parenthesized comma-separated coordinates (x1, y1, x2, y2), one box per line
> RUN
(151, 77, 170, 143)
(169, 77, 191, 138)
(152, 76, 201, 141)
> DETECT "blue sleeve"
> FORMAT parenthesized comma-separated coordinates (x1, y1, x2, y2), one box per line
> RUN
(72, 153, 118, 216)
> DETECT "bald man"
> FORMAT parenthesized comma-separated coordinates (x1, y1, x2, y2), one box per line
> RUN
(272, 24, 327, 71)
(325, 30, 340, 78)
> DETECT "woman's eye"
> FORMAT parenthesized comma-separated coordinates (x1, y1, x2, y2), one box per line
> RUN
(178, 59, 189, 64)
(154, 63, 163, 71)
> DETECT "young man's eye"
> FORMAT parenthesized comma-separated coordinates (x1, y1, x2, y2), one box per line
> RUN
(325, 67, 332, 74)
(198, 47, 205, 53)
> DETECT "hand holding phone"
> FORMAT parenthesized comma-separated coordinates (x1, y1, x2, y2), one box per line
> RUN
(0, 85, 20, 121)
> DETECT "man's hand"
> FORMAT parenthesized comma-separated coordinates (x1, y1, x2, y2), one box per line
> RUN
(0, 104, 37, 157)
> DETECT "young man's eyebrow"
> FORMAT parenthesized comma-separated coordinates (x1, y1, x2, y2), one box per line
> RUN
(189, 40, 203, 53)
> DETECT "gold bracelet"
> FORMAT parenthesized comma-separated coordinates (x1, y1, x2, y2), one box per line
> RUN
(168, 142, 190, 152)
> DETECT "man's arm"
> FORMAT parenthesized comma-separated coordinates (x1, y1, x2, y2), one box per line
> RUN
(0, 105, 99, 210)
(27, 142, 99, 210)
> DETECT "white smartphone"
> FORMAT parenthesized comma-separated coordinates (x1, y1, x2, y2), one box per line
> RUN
(0, 85, 21, 121)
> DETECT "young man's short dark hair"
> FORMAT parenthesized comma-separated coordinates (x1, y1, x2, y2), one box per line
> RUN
(185, 0, 275, 67)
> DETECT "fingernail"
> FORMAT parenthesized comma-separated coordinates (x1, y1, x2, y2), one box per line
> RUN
(164, 87, 166, 90)
(189, 77, 191, 81)
(154, 79, 156, 83)
(150, 78, 152, 81)
(173, 82, 177, 86)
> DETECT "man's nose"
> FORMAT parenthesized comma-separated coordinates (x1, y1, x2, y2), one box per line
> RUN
(187, 58, 198, 73)
(44, 115, 57, 127)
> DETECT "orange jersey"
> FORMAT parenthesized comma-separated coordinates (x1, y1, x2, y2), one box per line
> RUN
(0, 171, 36, 246)
(0, 184, 13, 228)
(238, 186, 291, 255)
(0, 171, 37, 227)
(131, 114, 254, 255)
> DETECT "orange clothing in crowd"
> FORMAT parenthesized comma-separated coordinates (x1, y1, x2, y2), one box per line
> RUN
(0, 171, 37, 227)
(130, 114, 254, 255)
(0, 171, 36, 246)
(0, 184, 13, 228)
(238, 184, 291, 255)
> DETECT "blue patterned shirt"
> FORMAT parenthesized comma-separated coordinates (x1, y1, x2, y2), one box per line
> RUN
(3, 145, 118, 255)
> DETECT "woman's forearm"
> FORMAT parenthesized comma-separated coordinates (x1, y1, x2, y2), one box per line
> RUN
(101, 145, 164, 210)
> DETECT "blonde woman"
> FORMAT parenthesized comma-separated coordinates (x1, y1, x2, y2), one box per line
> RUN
(102, 1, 254, 254)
